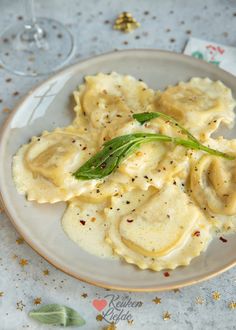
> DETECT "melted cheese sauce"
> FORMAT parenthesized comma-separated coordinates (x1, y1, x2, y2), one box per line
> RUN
(12, 72, 236, 271)
(62, 199, 116, 259)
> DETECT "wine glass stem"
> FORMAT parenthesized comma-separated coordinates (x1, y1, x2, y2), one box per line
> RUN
(21, 0, 44, 43)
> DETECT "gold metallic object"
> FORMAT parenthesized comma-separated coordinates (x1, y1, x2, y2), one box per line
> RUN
(114, 12, 140, 33)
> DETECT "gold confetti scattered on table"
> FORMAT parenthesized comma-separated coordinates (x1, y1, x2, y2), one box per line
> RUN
(103, 323, 117, 330)
(212, 291, 221, 301)
(195, 296, 204, 305)
(16, 237, 24, 244)
(163, 311, 171, 321)
(96, 314, 103, 321)
(12, 254, 18, 259)
(114, 12, 140, 33)
(153, 297, 162, 304)
(173, 288, 180, 293)
(43, 269, 49, 276)
(0, 291, 4, 297)
(33, 297, 42, 305)
(19, 258, 28, 267)
(16, 300, 25, 311)
(228, 301, 236, 310)
(128, 319, 134, 325)
(81, 293, 88, 298)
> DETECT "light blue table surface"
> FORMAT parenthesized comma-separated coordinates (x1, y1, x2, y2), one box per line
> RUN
(1, 1, 236, 329)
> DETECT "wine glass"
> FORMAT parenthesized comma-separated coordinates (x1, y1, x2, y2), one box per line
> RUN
(0, 0, 74, 76)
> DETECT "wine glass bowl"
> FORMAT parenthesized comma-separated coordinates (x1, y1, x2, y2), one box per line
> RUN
(0, 1, 74, 76)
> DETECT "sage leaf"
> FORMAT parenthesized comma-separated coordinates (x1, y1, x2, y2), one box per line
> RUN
(73, 132, 234, 180)
(29, 304, 85, 327)
(133, 111, 198, 142)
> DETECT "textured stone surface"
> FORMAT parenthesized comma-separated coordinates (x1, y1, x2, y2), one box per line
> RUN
(0, 0, 236, 329)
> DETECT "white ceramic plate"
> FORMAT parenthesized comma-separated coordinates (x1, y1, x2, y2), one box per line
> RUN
(1, 50, 236, 292)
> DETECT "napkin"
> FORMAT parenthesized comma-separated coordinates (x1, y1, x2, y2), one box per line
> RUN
(184, 37, 236, 76)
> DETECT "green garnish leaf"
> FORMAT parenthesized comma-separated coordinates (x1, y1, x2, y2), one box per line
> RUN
(28, 304, 86, 327)
(74, 133, 170, 180)
(133, 111, 198, 142)
(133, 112, 161, 124)
(73, 131, 234, 180)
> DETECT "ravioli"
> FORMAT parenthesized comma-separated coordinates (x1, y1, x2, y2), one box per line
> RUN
(109, 115, 190, 191)
(106, 184, 211, 270)
(13, 126, 98, 203)
(190, 137, 236, 232)
(75, 72, 155, 146)
(155, 78, 235, 139)
(117, 144, 189, 191)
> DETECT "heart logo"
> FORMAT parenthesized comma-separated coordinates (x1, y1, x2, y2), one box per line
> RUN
(92, 299, 108, 311)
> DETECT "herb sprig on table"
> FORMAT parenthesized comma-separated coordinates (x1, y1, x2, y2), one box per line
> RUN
(29, 304, 85, 327)
(73, 112, 235, 180)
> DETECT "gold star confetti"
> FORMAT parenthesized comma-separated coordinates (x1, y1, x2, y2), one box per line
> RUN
(128, 319, 134, 325)
(33, 297, 42, 305)
(153, 297, 161, 304)
(163, 311, 171, 321)
(81, 293, 88, 298)
(195, 296, 204, 305)
(16, 300, 25, 311)
(173, 288, 180, 293)
(228, 301, 236, 309)
(113, 12, 140, 33)
(0, 292, 4, 297)
(16, 237, 24, 244)
(19, 258, 28, 267)
(103, 323, 117, 330)
(212, 291, 221, 301)
(96, 314, 103, 321)
(43, 269, 49, 276)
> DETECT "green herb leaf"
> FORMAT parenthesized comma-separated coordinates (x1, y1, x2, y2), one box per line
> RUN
(133, 112, 161, 124)
(29, 304, 85, 327)
(73, 132, 234, 180)
(133, 111, 198, 142)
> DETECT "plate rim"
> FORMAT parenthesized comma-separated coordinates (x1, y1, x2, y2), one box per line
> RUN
(1, 48, 236, 292)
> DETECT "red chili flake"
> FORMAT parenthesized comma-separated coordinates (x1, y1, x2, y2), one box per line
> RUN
(219, 236, 228, 243)
(127, 219, 134, 223)
(163, 272, 170, 277)
(193, 231, 200, 237)
(80, 220, 86, 226)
